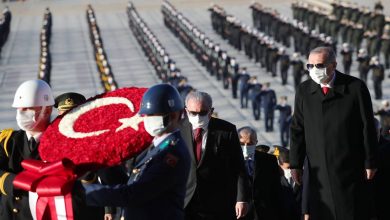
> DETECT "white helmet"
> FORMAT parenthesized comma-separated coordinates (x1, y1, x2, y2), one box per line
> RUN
(12, 79, 54, 108)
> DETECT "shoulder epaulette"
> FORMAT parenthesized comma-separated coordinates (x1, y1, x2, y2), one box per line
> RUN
(0, 129, 14, 157)
(159, 138, 179, 150)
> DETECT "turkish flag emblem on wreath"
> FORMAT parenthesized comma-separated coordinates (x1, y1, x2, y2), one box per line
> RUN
(39, 87, 153, 169)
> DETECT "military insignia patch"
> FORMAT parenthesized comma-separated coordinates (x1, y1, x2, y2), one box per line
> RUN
(164, 153, 178, 168)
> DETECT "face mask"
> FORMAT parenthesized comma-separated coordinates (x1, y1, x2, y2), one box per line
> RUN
(188, 114, 210, 129)
(241, 144, 256, 159)
(283, 168, 292, 180)
(16, 109, 39, 131)
(309, 67, 328, 84)
(143, 115, 168, 137)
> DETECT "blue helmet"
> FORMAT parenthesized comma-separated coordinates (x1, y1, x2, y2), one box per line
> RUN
(139, 83, 184, 115)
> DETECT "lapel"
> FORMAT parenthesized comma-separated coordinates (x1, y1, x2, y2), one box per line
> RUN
(309, 71, 346, 102)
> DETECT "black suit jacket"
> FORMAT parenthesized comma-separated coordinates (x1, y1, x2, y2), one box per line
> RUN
(252, 151, 282, 220)
(184, 117, 250, 219)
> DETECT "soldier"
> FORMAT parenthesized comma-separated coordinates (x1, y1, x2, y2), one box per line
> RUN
(239, 67, 250, 109)
(370, 56, 385, 100)
(227, 57, 239, 92)
(269, 43, 279, 77)
(278, 47, 290, 85)
(54, 92, 87, 115)
(381, 28, 390, 69)
(260, 82, 276, 132)
(80, 84, 190, 220)
(290, 52, 306, 89)
(356, 48, 370, 83)
(340, 43, 353, 75)
(274, 96, 292, 147)
(0, 15, 4, 58)
(375, 100, 390, 138)
(0, 79, 54, 220)
(248, 77, 262, 120)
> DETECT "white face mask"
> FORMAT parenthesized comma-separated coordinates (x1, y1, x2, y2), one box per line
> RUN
(188, 114, 210, 129)
(309, 67, 328, 84)
(143, 115, 168, 137)
(16, 109, 40, 131)
(283, 168, 292, 180)
(241, 144, 256, 159)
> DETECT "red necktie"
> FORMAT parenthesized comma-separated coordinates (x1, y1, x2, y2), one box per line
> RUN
(194, 128, 203, 163)
(322, 87, 329, 95)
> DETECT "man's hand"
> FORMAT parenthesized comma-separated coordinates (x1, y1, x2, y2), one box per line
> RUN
(291, 169, 303, 185)
(235, 202, 248, 219)
(366, 169, 377, 180)
(104, 214, 113, 220)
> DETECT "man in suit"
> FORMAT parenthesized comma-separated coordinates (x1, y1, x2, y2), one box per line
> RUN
(0, 79, 54, 220)
(277, 149, 301, 220)
(184, 91, 250, 220)
(252, 145, 283, 220)
(81, 84, 191, 220)
(290, 46, 378, 220)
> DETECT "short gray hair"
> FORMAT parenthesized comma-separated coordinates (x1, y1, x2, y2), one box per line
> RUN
(185, 91, 213, 108)
(309, 46, 336, 64)
(238, 126, 257, 141)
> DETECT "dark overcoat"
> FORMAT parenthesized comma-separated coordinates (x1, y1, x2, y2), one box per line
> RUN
(290, 71, 378, 220)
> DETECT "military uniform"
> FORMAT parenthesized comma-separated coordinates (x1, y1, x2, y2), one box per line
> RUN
(54, 92, 86, 112)
(381, 34, 390, 69)
(370, 63, 385, 100)
(83, 131, 190, 220)
(290, 59, 305, 89)
(356, 55, 370, 83)
(0, 130, 38, 220)
(275, 104, 292, 147)
(279, 53, 290, 85)
(340, 47, 353, 75)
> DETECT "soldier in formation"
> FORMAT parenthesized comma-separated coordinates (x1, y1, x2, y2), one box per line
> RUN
(0, 6, 11, 58)
(38, 8, 52, 84)
(86, 5, 118, 92)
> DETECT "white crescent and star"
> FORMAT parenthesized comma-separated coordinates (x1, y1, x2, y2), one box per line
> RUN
(58, 97, 144, 139)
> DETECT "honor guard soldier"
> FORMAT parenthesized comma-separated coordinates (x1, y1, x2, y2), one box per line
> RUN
(340, 43, 353, 75)
(81, 84, 191, 220)
(356, 49, 370, 83)
(54, 92, 86, 115)
(0, 79, 54, 220)
(369, 56, 385, 100)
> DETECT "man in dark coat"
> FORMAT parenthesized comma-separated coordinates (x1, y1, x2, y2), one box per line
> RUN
(252, 145, 283, 220)
(184, 91, 250, 220)
(290, 47, 378, 220)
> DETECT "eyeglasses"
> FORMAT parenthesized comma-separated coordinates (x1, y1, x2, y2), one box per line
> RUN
(186, 108, 212, 116)
(306, 63, 327, 70)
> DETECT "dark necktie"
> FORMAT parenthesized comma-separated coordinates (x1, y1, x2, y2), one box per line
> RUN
(28, 138, 38, 153)
(322, 87, 329, 95)
(193, 128, 203, 163)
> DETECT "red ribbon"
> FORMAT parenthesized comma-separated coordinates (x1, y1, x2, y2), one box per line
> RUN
(13, 159, 77, 220)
